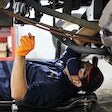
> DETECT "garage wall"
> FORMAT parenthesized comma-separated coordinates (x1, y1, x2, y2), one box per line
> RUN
(14, 14, 56, 60)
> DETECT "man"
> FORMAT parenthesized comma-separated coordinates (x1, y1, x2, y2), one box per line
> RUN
(10, 33, 104, 108)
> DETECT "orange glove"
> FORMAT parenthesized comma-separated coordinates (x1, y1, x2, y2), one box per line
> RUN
(16, 33, 35, 56)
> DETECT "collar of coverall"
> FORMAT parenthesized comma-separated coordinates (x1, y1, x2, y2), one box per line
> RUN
(66, 58, 81, 76)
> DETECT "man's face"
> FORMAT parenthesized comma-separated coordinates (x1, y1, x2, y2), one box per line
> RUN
(78, 62, 94, 79)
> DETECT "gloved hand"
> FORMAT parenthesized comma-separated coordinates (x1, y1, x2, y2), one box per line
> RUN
(16, 33, 35, 56)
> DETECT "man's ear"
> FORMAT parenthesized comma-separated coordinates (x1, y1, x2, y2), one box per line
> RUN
(71, 75, 82, 87)
(72, 79, 82, 87)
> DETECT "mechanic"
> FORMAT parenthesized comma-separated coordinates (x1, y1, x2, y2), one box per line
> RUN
(10, 33, 104, 108)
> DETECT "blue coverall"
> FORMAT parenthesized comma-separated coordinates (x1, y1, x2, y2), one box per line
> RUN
(0, 48, 103, 108)
(0, 48, 81, 108)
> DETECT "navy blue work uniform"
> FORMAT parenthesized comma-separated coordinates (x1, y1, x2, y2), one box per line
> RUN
(0, 48, 81, 108)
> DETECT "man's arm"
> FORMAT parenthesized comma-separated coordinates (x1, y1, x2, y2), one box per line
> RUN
(11, 55, 27, 100)
(10, 33, 35, 100)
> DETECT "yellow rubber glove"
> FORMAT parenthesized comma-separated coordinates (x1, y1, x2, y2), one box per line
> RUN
(16, 33, 35, 56)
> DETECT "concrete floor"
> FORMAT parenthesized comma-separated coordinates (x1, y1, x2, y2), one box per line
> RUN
(94, 59, 112, 112)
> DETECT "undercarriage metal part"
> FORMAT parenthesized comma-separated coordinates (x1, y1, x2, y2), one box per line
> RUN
(0, 0, 10, 9)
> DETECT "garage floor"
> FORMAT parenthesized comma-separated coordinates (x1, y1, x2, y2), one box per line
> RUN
(95, 59, 112, 112)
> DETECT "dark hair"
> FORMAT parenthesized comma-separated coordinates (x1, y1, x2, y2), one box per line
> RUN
(81, 66, 104, 93)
